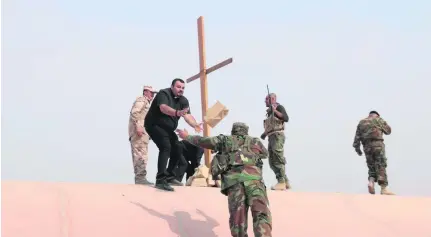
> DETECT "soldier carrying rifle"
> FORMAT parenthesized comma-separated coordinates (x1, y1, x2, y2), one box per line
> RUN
(261, 88, 291, 191)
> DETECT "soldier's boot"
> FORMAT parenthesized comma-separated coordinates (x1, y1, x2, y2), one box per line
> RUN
(155, 180, 174, 192)
(167, 178, 184, 186)
(380, 186, 395, 195)
(285, 180, 292, 189)
(367, 178, 375, 194)
(185, 176, 195, 186)
(135, 177, 154, 185)
(271, 182, 287, 191)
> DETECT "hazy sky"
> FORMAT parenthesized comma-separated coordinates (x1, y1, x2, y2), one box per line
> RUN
(2, 0, 431, 196)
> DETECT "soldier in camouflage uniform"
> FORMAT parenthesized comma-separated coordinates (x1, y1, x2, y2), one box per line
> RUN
(177, 122, 272, 237)
(261, 93, 290, 190)
(128, 86, 158, 185)
(353, 111, 395, 195)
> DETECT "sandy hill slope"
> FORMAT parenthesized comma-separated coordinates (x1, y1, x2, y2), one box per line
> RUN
(2, 180, 431, 237)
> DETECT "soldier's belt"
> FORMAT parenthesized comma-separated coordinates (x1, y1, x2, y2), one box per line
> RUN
(363, 138, 384, 143)
(267, 129, 284, 136)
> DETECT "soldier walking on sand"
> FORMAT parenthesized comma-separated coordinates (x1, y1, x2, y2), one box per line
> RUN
(353, 110, 395, 195)
(128, 85, 158, 185)
(261, 93, 291, 190)
(177, 122, 272, 237)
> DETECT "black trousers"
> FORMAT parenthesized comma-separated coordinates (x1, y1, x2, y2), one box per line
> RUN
(174, 143, 204, 182)
(174, 156, 200, 182)
(145, 124, 182, 183)
(186, 152, 200, 180)
(175, 155, 189, 182)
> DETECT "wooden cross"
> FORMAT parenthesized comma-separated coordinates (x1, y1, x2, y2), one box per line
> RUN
(185, 16, 233, 167)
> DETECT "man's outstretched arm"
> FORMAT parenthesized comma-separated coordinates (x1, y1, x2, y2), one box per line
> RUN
(183, 114, 200, 128)
(183, 135, 220, 151)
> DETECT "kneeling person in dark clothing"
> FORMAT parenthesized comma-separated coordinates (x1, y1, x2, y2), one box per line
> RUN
(144, 78, 202, 192)
(174, 140, 205, 183)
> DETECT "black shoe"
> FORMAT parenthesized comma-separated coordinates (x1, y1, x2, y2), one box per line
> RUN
(168, 179, 184, 186)
(135, 178, 154, 185)
(155, 181, 174, 191)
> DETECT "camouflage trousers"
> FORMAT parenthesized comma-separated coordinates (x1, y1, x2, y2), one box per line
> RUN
(268, 132, 288, 183)
(227, 180, 272, 237)
(364, 143, 388, 186)
(129, 133, 150, 184)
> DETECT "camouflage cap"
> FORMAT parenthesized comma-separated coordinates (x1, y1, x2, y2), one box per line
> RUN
(231, 122, 249, 136)
(143, 86, 158, 93)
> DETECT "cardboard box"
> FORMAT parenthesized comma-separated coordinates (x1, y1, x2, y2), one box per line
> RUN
(204, 101, 229, 128)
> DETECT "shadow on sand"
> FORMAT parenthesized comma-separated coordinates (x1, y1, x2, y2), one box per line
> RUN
(130, 201, 220, 237)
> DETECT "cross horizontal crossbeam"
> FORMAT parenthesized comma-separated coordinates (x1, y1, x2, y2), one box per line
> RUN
(186, 58, 233, 83)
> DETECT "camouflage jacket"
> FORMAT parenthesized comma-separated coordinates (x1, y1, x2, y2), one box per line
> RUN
(184, 134, 269, 195)
(353, 117, 392, 149)
(128, 96, 151, 138)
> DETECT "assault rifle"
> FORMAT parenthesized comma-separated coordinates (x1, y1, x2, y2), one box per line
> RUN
(261, 85, 275, 140)
(267, 84, 275, 116)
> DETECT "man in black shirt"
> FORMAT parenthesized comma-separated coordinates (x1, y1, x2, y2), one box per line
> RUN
(144, 78, 202, 191)
(173, 140, 205, 183)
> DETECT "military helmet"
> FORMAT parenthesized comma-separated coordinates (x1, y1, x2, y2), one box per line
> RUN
(231, 122, 249, 136)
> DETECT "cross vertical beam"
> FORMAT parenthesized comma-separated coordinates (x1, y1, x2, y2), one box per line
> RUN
(197, 16, 211, 167)
(186, 16, 233, 168)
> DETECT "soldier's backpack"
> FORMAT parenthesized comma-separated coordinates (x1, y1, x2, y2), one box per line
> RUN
(210, 151, 228, 178)
(210, 134, 255, 177)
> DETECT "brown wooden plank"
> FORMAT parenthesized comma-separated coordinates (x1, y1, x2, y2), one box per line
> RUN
(206, 58, 233, 74)
(183, 16, 234, 167)
(186, 58, 233, 83)
(197, 17, 212, 167)
(186, 73, 200, 83)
